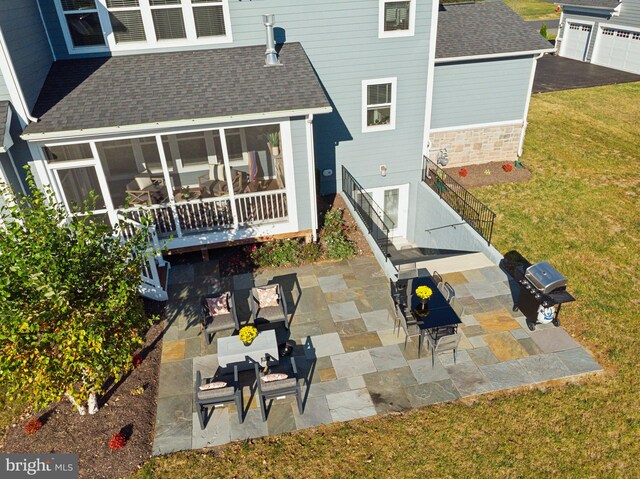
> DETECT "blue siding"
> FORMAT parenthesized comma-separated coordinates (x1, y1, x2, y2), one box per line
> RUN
(431, 57, 534, 130)
(0, 0, 53, 110)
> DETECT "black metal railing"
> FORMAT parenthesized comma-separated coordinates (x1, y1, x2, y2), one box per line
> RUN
(422, 156, 496, 245)
(342, 166, 394, 260)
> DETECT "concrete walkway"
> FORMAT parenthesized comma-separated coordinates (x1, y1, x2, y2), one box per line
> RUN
(534, 55, 640, 93)
(152, 256, 601, 455)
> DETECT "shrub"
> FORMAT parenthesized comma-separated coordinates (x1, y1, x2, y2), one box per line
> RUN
(251, 239, 304, 268)
(502, 163, 514, 173)
(459, 167, 468, 178)
(23, 418, 43, 435)
(132, 354, 143, 368)
(540, 23, 548, 39)
(108, 432, 127, 451)
(320, 209, 356, 260)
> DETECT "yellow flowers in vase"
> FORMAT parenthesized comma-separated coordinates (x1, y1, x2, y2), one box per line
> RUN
(239, 326, 258, 346)
(415, 286, 433, 301)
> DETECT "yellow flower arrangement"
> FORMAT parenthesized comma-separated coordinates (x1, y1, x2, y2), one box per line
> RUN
(415, 285, 433, 301)
(239, 326, 258, 345)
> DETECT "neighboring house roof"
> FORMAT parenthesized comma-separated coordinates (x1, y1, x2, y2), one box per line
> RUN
(0, 101, 11, 152)
(555, 0, 619, 9)
(24, 43, 331, 138)
(436, 2, 554, 60)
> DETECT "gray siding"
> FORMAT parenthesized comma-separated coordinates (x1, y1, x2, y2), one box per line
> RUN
(618, 0, 640, 28)
(290, 117, 312, 232)
(431, 57, 534, 130)
(0, 0, 53, 110)
(0, 72, 10, 102)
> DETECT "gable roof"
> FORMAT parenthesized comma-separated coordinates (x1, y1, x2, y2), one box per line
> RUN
(24, 43, 331, 139)
(555, 0, 619, 9)
(436, 1, 554, 60)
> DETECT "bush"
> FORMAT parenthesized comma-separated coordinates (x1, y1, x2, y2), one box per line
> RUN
(459, 167, 469, 178)
(540, 23, 548, 39)
(108, 432, 127, 451)
(251, 239, 306, 268)
(320, 209, 356, 260)
(23, 418, 43, 435)
(502, 163, 514, 173)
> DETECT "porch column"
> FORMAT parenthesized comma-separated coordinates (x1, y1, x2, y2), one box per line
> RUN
(218, 129, 239, 229)
(89, 142, 118, 226)
(155, 135, 182, 238)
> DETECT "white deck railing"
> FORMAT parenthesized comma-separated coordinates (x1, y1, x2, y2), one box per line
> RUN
(174, 197, 234, 232)
(235, 190, 288, 224)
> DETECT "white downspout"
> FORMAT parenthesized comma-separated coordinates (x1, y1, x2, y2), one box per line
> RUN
(305, 114, 318, 242)
(518, 52, 545, 157)
(0, 28, 38, 123)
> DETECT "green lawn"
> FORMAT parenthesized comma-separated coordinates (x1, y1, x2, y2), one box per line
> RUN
(131, 83, 640, 479)
(504, 0, 560, 20)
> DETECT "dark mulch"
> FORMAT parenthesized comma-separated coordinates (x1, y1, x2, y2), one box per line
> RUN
(318, 193, 371, 258)
(1, 302, 165, 479)
(444, 160, 532, 189)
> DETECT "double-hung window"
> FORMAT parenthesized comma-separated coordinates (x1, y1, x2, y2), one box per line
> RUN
(362, 78, 397, 133)
(192, 0, 227, 38)
(106, 0, 146, 44)
(149, 0, 187, 40)
(379, 0, 416, 38)
(59, 0, 106, 47)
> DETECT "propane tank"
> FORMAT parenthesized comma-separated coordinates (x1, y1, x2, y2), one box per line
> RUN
(537, 305, 555, 324)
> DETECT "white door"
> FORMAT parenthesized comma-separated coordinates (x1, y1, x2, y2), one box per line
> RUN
(593, 27, 640, 74)
(561, 22, 592, 61)
(369, 184, 409, 238)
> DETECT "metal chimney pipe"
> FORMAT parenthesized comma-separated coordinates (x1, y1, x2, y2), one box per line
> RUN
(262, 14, 279, 66)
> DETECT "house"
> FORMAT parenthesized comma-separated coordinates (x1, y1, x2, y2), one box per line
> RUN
(555, 0, 640, 74)
(0, 0, 550, 299)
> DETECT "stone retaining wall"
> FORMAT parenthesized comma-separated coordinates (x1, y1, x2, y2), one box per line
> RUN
(429, 123, 523, 166)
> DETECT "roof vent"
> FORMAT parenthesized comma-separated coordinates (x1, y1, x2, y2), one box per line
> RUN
(262, 14, 280, 66)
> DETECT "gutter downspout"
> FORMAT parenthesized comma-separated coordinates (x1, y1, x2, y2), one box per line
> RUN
(518, 52, 545, 157)
(305, 114, 318, 242)
(0, 28, 39, 123)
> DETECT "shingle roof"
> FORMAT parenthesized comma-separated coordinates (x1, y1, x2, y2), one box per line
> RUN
(436, 2, 554, 59)
(25, 43, 330, 137)
(0, 101, 9, 148)
(556, 0, 619, 9)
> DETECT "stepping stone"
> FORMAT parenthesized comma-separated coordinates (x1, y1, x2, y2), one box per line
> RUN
(529, 328, 580, 353)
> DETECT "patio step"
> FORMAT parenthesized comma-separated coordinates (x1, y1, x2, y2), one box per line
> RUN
(415, 252, 497, 274)
(389, 244, 476, 267)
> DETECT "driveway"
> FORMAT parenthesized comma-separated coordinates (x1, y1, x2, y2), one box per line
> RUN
(534, 55, 640, 93)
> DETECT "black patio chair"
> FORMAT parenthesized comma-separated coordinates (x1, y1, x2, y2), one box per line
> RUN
(254, 357, 303, 421)
(201, 292, 240, 345)
(195, 365, 243, 428)
(250, 284, 289, 329)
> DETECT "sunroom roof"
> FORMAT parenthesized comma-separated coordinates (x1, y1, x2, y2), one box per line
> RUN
(24, 43, 331, 139)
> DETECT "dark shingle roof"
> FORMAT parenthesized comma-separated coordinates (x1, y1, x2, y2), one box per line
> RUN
(0, 101, 9, 148)
(436, 2, 554, 59)
(25, 43, 330, 136)
(556, 0, 619, 9)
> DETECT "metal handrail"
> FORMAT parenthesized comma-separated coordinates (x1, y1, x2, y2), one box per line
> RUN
(341, 166, 393, 260)
(422, 156, 496, 245)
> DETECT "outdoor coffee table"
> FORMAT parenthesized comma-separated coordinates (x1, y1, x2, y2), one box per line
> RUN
(217, 329, 279, 371)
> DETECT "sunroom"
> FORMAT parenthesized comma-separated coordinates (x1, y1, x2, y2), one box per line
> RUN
(21, 43, 331, 250)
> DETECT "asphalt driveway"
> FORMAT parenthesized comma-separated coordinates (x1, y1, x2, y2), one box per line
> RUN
(534, 55, 640, 93)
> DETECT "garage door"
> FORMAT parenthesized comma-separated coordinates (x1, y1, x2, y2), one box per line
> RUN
(561, 22, 592, 61)
(592, 27, 640, 74)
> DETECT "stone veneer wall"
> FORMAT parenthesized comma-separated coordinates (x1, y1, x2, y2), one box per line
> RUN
(429, 123, 523, 166)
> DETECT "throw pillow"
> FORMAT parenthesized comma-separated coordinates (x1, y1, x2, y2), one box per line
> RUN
(199, 381, 227, 391)
(257, 286, 279, 308)
(206, 293, 230, 315)
(262, 373, 288, 383)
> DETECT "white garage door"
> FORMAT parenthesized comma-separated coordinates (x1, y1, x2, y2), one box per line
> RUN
(593, 27, 640, 74)
(561, 22, 592, 61)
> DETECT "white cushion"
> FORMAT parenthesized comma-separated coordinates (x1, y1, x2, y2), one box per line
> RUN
(199, 381, 227, 391)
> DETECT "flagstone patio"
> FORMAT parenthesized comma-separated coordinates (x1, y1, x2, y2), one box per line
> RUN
(153, 255, 601, 455)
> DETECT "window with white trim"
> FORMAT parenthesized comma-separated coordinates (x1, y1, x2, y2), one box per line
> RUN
(379, 0, 416, 38)
(55, 0, 232, 53)
(362, 78, 397, 132)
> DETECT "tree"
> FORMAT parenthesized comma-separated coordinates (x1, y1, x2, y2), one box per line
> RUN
(540, 23, 548, 40)
(0, 176, 154, 415)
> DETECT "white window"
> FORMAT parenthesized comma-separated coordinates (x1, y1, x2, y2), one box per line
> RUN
(379, 0, 416, 38)
(362, 78, 397, 133)
(54, 0, 232, 53)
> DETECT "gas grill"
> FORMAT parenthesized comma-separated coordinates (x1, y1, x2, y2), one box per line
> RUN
(513, 261, 575, 331)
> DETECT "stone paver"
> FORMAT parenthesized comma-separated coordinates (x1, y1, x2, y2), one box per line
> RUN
(153, 258, 601, 453)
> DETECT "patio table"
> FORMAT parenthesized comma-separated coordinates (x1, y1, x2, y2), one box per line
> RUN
(217, 329, 279, 371)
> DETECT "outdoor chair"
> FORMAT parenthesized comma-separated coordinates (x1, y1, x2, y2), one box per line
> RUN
(254, 357, 303, 421)
(437, 281, 455, 303)
(397, 304, 424, 357)
(425, 332, 462, 368)
(195, 365, 243, 428)
(250, 284, 289, 329)
(397, 262, 418, 281)
(432, 271, 443, 287)
(125, 176, 166, 206)
(201, 292, 240, 345)
(450, 295, 464, 317)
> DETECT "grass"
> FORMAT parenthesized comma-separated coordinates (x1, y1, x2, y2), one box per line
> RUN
(504, 0, 560, 20)
(130, 83, 640, 478)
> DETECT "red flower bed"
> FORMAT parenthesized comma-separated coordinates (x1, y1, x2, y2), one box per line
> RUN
(132, 354, 143, 368)
(23, 418, 43, 435)
(108, 432, 127, 451)
(459, 167, 469, 178)
(502, 163, 513, 172)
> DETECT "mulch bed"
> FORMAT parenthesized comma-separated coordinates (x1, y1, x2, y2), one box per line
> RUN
(318, 193, 371, 257)
(1, 301, 165, 479)
(444, 160, 532, 189)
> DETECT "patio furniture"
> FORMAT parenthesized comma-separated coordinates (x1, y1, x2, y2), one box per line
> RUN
(201, 292, 240, 345)
(425, 332, 462, 368)
(126, 176, 166, 205)
(195, 365, 243, 428)
(397, 262, 418, 281)
(450, 295, 464, 317)
(250, 284, 289, 329)
(198, 164, 248, 197)
(254, 356, 304, 421)
(397, 304, 424, 357)
(217, 329, 279, 371)
(437, 281, 455, 303)
(432, 271, 443, 287)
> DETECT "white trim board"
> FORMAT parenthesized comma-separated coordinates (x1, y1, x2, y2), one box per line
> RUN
(361, 77, 397, 133)
(435, 49, 554, 64)
(422, 0, 440, 156)
(378, 0, 417, 39)
(0, 107, 13, 153)
(430, 119, 523, 134)
(21, 106, 333, 143)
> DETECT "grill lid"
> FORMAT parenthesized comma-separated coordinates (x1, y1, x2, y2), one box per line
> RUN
(525, 261, 567, 293)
